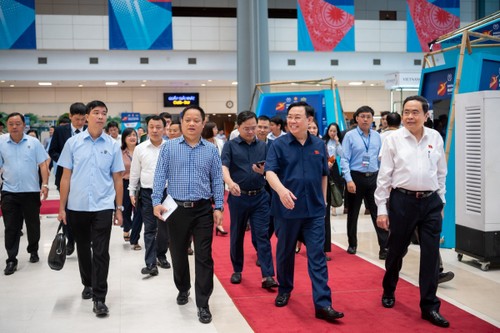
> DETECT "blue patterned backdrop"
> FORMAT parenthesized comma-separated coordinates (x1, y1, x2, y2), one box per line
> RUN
(109, 0, 173, 50)
(0, 0, 36, 49)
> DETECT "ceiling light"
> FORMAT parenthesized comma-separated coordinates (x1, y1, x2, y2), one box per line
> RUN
(370, 83, 375, 86)
(105, 82, 118, 86)
(140, 84, 146, 87)
(201, 83, 206, 86)
(38, 82, 52, 86)
(231, 81, 238, 85)
(9, 84, 15, 87)
(1, 80, 5, 83)
(348, 81, 364, 86)
(78, 84, 83, 87)
(208, 80, 213, 82)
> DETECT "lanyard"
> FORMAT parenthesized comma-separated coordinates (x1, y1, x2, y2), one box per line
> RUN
(358, 129, 370, 152)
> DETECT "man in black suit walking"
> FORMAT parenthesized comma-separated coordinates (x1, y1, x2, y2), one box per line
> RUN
(48, 102, 87, 255)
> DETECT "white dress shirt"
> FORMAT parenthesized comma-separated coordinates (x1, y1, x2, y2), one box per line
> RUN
(375, 126, 447, 216)
(128, 139, 166, 196)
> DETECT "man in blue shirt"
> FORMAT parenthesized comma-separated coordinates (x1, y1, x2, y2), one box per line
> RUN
(58, 100, 125, 317)
(221, 111, 277, 289)
(0, 113, 49, 275)
(153, 105, 224, 324)
(265, 101, 344, 323)
(340, 106, 388, 259)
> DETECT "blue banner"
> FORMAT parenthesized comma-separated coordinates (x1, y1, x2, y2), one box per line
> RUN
(109, 0, 173, 50)
(297, 0, 354, 52)
(256, 91, 338, 136)
(420, 66, 456, 110)
(0, 0, 36, 49)
(121, 112, 142, 131)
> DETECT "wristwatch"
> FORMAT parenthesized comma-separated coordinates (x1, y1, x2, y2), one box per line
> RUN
(214, 207, 224, 212)
(116, 205, 125, 212)
(42, 184, 49, 189)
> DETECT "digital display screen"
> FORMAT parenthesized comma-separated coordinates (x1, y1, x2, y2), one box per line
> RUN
(163, 93, 199, 107)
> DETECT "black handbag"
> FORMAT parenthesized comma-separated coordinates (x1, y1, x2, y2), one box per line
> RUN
(48, 222, 67, 271)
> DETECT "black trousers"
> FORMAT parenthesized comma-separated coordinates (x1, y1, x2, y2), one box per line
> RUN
(1, 192, 41, 264)
(383, 190, 443, 312)
(346, 172, 388, 249)
(68, 209, 113, 302)
(167, 199, 213, 308)
(140, 188, 169, 266)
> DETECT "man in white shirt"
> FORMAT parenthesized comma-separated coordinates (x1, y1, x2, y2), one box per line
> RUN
(375, 95, 449, 328)
(267, 116, 286, 142)
(129, 115, 170, 276)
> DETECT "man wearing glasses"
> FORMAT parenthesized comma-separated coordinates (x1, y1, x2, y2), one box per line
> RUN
(340, 106, 388, 259)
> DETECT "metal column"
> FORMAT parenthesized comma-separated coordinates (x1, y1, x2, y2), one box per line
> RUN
(237, 0, 270, 113)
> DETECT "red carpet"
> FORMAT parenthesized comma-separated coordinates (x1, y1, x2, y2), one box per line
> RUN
(0, 199, 59, 217)
(40, 199, 60, 215)
(213, 209, 500, 333)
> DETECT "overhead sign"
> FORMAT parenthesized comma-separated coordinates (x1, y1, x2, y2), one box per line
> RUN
(163, 93, 199, 107)
(385, 72, 421, 89)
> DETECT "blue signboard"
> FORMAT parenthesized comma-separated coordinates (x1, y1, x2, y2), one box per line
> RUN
(121, 112, 141, 131)
(479, 59, 500, 91)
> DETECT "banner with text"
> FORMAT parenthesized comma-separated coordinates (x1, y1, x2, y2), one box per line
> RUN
(298, 0, 355, 52)
(109, 0, 173, 50)
(0, 0, 36, 49)
(407, 0, 459, 52)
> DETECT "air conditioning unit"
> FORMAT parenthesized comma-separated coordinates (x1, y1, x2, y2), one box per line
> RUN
(455, 91, 500, 271)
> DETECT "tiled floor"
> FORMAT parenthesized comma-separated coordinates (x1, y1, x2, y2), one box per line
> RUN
(0, 177, 499, 332)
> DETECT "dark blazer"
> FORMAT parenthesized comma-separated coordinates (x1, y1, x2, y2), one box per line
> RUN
(48, 125, 86, 189)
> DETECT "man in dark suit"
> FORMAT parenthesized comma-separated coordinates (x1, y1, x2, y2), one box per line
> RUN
(48, 102, 87, 255)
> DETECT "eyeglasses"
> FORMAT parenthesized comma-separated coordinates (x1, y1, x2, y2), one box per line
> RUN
(240, 126, 257, 133)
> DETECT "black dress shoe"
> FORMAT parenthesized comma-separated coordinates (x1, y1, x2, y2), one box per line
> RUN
(157, 258, 171, 269)
(438, 271, 455, 284)
(379, 248, 388, 260)
(141, 265, 159, 276)
(422, 310, 450, 328)
(382, 294, 395, 308)
(93, 300, 109, 317)
(66, 242, 75, 256)
(29, 252, 39, 263)
(275, 293, 291, 307)
(315, 306, 344, 322)
(230, 272, 242, 284)
(4, 262, 17, 275)
(262, 276, 278, 289)
(176, 291, 190, 305)
(347, 246, 357, 254)
(198, 306, 212, 324)
(82, 286, 93, 300)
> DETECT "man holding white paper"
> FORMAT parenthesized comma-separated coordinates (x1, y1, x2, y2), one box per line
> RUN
(129, 115, 170, 276)
(152, 105, 224, 324)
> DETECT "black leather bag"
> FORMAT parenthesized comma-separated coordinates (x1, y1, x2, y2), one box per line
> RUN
(48, 222, 67, 271)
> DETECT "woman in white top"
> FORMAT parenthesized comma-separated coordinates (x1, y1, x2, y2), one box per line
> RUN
(202, 121, 225, 155)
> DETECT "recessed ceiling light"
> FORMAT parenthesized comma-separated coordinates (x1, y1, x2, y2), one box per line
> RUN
(348, 81, 364, 86)
(9, 84, 15, 87)
(78, 84, 83, 87)
(1, 80, 5, 83)
(38, 82, 52, 86)
(208, 80, 212, 82)
(231, 81, 238, 85)
(370, 83, 375, 86)
(140, 84, 146, 87)
(201, 83, 206, 86)
(105, 82, 118, 86)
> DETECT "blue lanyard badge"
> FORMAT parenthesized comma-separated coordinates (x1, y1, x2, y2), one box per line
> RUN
(359, 131, 370, 167)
